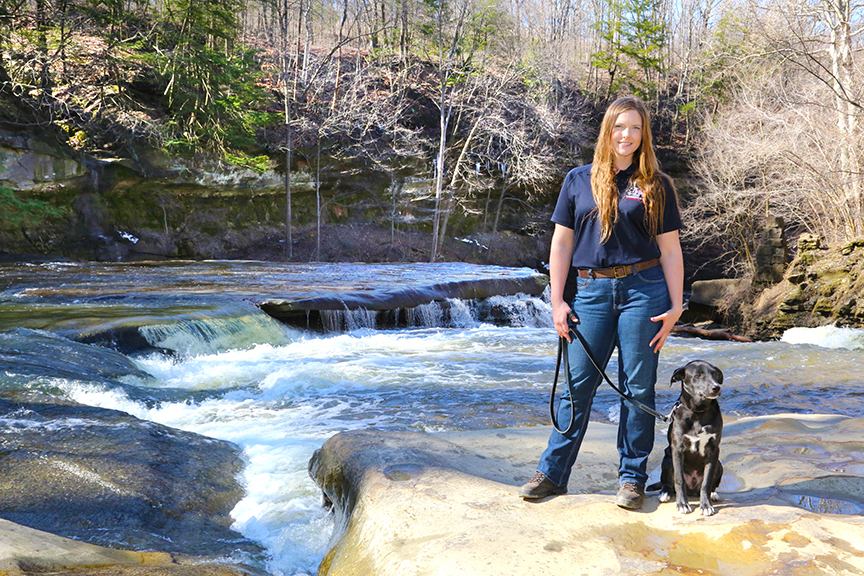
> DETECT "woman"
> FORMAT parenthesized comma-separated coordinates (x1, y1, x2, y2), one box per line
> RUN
(519, 96, 684, 510)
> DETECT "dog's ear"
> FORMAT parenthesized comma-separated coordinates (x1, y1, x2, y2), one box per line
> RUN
(670, 366, 687, 385)
(711, 365, 724, 385)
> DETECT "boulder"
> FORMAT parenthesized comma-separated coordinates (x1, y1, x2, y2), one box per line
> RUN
(689, 278, 741, 308)
(309, 417, 864, 575)
(686, 278, 741, 323)
(0, 388, 262, 558)
(797, 233, 823, 252)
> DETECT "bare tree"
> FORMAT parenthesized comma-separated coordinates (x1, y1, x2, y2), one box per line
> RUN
(750, 0, 863, 238)
(687, 67, 860, 274)
(429, 0, 472, 262)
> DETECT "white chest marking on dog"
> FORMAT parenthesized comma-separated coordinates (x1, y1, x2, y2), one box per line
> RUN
(684, 431, 717, 456)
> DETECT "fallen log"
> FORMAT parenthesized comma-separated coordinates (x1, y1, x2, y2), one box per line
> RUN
(672, 325, 754, 342)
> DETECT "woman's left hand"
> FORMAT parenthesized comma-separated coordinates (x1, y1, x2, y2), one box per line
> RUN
(649, 306, 683, 353)
(653, 230, 685, 354)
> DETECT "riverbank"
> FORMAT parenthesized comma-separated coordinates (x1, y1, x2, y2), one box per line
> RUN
(688, 235, 864, 339)
(311, 416, 864, 575)
(3, 260, 864, 574)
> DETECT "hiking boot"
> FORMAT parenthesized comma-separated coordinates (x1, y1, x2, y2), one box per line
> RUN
(615, 482, 645, 510)
(518, 471, 567, 499)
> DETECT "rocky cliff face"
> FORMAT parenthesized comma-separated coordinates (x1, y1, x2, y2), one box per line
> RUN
(0, 129, 294, 261)
(0, 129, 551, 267)
(745, 236, 864, 338)
(0, 130, 91, 192)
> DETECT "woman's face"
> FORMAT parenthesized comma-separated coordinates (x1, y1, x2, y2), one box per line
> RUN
(610, 109, 643, 166)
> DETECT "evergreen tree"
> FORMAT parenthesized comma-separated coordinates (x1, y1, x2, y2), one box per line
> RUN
(619, 0, 667, 96)
(591, 0, 668, 97)
(141, 0, 273, 151)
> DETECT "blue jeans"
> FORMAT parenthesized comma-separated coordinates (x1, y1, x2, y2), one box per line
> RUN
(537, 264, 670, 488)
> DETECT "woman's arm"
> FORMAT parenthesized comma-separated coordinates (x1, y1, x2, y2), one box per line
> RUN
(650, 229, 684, 353)
(549, 223, 576, 341)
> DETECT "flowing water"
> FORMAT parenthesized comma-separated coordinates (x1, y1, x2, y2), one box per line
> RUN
(2, 261, 864, 575)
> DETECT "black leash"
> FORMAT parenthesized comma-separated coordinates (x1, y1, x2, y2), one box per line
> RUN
(550, 315, 672, 435)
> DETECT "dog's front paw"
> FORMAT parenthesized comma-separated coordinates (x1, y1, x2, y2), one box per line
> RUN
(676, 500, 693, 514)
(700, 502, 716, 516)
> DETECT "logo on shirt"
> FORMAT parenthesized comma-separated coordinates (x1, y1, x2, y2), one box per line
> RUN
(621, 183, 645, 203)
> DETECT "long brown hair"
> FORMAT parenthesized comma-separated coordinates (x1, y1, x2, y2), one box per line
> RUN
(590, 97, 674, 243)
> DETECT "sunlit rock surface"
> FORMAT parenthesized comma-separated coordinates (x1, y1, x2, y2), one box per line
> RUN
(745, 238, 864, 337)
(310, 416, 864, 575)
(0, 518, 261, 575)
(0, 131, 89, 192)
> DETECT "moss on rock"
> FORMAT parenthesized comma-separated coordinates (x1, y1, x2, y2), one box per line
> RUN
(736, 236, 864, 338)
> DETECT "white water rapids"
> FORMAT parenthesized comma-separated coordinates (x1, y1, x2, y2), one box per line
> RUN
(2, 261, 864, 575)
(50, 308, 864, 575)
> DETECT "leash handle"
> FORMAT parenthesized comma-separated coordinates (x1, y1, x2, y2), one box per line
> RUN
(551, 314, 671, 424)
(549, 335, 578, 434)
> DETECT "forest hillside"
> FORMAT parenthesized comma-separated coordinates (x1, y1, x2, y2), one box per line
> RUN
(0, 0, 861, 277)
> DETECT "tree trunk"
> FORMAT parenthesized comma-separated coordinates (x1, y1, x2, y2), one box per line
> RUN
(294, 0, 304, 97)
(331, 0, 348, 114)
(493, 182, 508, 233)
(437, 188, 453, 249)
(315, 136, 322, 261)
(431, 122, 447, 262)
(400, 0, 409, 64)
(303, 0, 312, 85)
(284, 84, 293, 260)
(430, 3, 448, 263)
(827, 0, 861, 239)
(36, 0, 50, 102)
(390, 178, 401, 258)
(282, 0, 293, 261)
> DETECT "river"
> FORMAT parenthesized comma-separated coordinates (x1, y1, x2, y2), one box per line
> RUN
(2, 261, 863, 575)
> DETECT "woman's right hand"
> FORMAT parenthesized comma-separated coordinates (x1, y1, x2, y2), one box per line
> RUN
(549, 223, 577, 342)
(553, 301, 576, 342)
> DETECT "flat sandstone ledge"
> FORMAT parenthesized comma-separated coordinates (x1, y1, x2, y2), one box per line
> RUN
(0, 518, 258, 576)
(310, 415, 864, 575)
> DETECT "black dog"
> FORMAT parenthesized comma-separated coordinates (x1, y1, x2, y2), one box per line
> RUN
(655, 360, 724, 515)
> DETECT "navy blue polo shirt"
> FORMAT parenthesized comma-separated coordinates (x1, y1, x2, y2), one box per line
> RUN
(551, 163, 682, 269)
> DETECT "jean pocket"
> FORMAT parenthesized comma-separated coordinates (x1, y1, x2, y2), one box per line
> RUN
(576, 276, 594, 289)
(634, 266, 666, 284)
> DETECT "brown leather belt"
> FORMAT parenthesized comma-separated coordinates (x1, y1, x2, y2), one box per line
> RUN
(577, 258, 660, 279)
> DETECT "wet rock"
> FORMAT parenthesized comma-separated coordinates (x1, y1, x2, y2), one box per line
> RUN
(0, 328, 154, 382)
(309, 417, 864, 576)
(0, 389, 263, 559)
(260, 273, 549, 329)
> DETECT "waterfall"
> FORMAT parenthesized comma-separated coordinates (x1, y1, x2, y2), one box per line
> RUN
(138, 312, 297, 357)
(313, 294, 552, 333)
